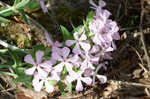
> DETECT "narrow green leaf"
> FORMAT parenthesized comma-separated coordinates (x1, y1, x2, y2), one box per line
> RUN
(18, 9, 28, 24)
(0, 83, 5, 90)
(58, 81, 65, 96)
(0, 64, 11, 69)
(0, 7, 13, 17)
(0, 17, 10, 23)
(13, 0, 30, 10)
(24, 82, 33, 90)
(66, 83, 72, 93)
(8, 49, 21, 68)
(60, 25, 73, 40)
(12, 75, 32, 83)
(0, 71, 18, 78)
(13, 0, 20, 6)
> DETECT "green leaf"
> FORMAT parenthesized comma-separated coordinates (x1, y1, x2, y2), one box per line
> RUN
(12, 75, 32, 83)
(0, 8, 13, 17)
(13, 0, 30, 10)
(0, 16, 10, 23)
(60, 25, 73, 40)
(58, 81, 65, 96)
(18, 9, 28, 24)
(66, 83, 72, 93)
(24, 82, 33, 90)
(8, 49, 21, 68)
(0, 71, 18, 78)
(23, 0, 41, 11)
(0, 83, 5, 90)
(48, 80, 57, 85)
(0, 64, 11, 69)
(13, 0, 20, 6)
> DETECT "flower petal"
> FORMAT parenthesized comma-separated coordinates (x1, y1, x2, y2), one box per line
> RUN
(54, 62, 64, 72)
(33, 79, 44, 92)
(76, 79, 83, 91)
(40, 60, 52, 67)
(51, 71, 60, 81)
(24, 54, 35, 65)
(81, 77, 92, 85)
(45, 81, 54, 93)
(66, 40, 76, 46)
(66, 75, 76, 83)
(37, 67, 48, 78)
(36, 50, 44, 64)
(25, 66, 36, 75)
(79, 33, 87, 41)
(79, 42, 91, 52)
(65, 63, 73, 73)
(61, 47, 70, 58)
(52, 52, 62, 61)
(73, 32, 79, 40)
(96, 75, 107, 83)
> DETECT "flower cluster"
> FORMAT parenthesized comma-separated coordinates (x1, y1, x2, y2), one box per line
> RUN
(24, 0, 120, 93)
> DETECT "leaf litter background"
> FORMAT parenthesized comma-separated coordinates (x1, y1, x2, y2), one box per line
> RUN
(1, 0, 150, 99)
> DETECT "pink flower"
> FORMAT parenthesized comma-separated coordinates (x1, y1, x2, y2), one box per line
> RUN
(80, 46, 100, 71)
(92, 63, 107, 85)
(32, 72, 55, 93)
(66, 32, 91, 54)
(66, 70, 92, 91)
(24, 50, 51, 78)
(52, 47, 79, 73)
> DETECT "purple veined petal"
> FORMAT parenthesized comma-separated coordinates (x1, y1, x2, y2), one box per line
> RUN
(54, 41, 62, 47)
(40, 60, 52, 68)
(68, 54, 79, 63)
(36, 50, 44, 64)
(61, 47, 70, 59)
(45, 81, 54, 93)
(50, 58, 56, 64)
(84, 68, 93, 77)
(81, 77, 92, 85)
(37, 67, 48, 78)
(79, 33, 87, 41)
(73, 32, 79, 40)
(25, 66, 36, 75)
(65, 63, 73, 73)
(96, 75, 107, 83)
(90, 45, 100, 53)
(51, 52, 62, 61)
(24, 54, 35, 65)
(79, 42, 91, 52)
(52, 47, 61, 55)
(54, 62, 64, 72)
(80, 59, 88, 71)
(102, 9, 111, 20)
(73, 43, 81, 54)
(76, 79, 83, 91)
(98, 0, 106, 8)
(33, 80, 44, 92)
(113, 32, 120, 40)
(66, 40, 76, 46)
